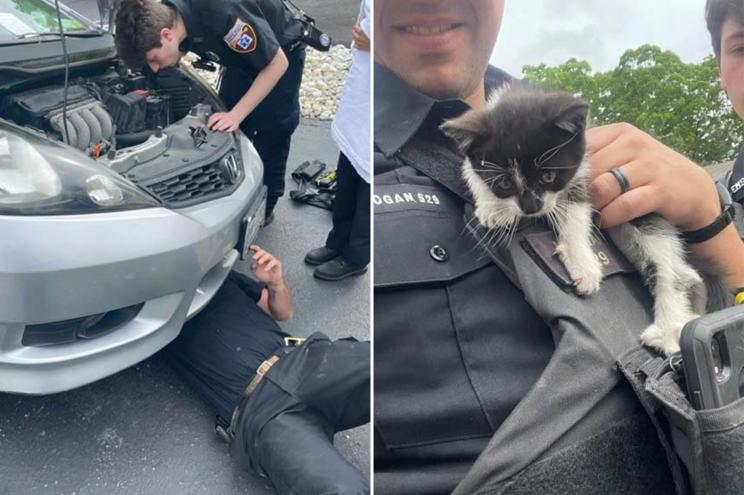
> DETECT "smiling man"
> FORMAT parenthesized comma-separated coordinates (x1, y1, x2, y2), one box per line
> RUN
(374, 0, 501, 105)
(374, 1, 744, 494)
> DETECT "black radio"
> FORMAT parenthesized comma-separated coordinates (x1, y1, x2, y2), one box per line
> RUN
(282, 0, 332, 52)
(297, 13, 332, 51)
(680, 305, 744, 409)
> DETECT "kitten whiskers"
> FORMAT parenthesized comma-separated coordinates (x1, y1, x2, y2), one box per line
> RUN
(535, 132, 579, 168)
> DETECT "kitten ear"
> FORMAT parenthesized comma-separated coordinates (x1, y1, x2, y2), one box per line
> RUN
(440, 110, 489, 152)
(553, 102, 590, 135)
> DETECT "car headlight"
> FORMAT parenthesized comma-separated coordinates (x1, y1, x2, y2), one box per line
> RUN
(0, 128, 160, 215)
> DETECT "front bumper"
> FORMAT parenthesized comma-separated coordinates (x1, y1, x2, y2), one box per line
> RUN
(0, 165, 265, 395)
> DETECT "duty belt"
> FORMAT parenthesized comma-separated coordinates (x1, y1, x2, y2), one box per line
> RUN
(215, 337, 305, 443)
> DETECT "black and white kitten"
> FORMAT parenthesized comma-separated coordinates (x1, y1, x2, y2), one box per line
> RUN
(441, 84, 706, 355)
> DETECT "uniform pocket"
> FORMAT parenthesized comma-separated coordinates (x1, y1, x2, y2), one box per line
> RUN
(519, 229, 636, 292)
(374, 185, 518, 450)
(374, 185, 491, 288)
(695, 398, 744, 494)
(475, 413, 676, 495)
(645, 369, 744, 495)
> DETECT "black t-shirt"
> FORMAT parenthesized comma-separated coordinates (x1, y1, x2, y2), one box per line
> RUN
(166, 0, 301, 75)
(184, 271, 286, 370)
(373, 64, 556, 494)
(228, 270, 267, 303)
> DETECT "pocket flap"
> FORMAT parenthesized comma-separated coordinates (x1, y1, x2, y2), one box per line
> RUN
(521, 231, 636, 291)
(374, 185, 491, 288)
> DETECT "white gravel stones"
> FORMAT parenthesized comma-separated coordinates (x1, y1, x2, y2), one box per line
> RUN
(184, 44, 352, 121)
(299, 45, 352, 120)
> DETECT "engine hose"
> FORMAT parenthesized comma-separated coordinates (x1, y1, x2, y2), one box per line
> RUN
(115, 129, 156, 147)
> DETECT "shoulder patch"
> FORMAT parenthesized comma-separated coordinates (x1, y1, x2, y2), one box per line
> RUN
(224, 18, 258, 53)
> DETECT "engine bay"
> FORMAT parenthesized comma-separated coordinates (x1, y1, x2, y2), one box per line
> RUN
(0, 68, 246, 208)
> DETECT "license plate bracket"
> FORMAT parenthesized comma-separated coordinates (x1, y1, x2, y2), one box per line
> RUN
(238, 187, 267, 260)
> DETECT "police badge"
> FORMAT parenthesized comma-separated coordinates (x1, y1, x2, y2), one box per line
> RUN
(224, 18, 257, 53)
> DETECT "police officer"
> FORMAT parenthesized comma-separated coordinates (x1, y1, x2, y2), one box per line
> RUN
(373, 1, 744, 494)
(165, 245, 370, 494)
(115, 0, 306, 223)
(708, 0, 744, 234)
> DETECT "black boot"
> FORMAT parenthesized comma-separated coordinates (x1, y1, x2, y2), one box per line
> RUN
(263, 194, 279, 226)
(314, 257, 368, 281)
(304, 246, 340, 266)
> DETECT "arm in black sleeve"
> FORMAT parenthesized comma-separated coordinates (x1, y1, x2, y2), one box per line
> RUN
(228, 271, 267, 304)
(220, 1, 281, 73)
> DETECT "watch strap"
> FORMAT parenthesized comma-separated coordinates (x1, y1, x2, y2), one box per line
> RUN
(681, 204, 734, 244)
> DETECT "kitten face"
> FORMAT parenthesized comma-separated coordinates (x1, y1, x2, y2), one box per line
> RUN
(442, 86, 590, 221)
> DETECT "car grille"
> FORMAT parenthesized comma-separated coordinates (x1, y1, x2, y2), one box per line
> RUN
(144, 161, 236, 208)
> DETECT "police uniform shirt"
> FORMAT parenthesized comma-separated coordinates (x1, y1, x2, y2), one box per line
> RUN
(730, 146, 744, 204)
(373, 63, 556, 494)
(165, 0, 301, 75)
(718, 146, 744, 238)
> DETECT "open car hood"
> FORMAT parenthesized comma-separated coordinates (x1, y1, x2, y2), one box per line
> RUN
(96, 0, 116, 31)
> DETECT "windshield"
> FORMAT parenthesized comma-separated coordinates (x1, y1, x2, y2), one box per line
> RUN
(0, 0, 88, 41)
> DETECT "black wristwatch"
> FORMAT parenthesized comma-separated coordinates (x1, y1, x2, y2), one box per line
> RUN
(681, 204, 735, 244)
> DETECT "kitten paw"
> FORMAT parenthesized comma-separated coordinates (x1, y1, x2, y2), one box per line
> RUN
(555, 243, 602, 295)
(474, 205, 501, 229)
(641, 324, 682, 355)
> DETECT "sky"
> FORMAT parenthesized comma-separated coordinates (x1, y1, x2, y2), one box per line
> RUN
(492, 0, 714, 77)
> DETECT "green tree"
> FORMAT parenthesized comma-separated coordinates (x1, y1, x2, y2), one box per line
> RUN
(523, 44, 744, 164)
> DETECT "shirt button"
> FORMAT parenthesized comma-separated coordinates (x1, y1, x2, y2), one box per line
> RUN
(429, 245, 449, 262)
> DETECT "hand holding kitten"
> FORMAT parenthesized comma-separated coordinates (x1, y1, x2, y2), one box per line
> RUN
(587, 123, 744, 290)
(587, 123, 720, 231)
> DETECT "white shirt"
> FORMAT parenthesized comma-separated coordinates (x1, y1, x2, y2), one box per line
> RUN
(331, 0, 371, 183)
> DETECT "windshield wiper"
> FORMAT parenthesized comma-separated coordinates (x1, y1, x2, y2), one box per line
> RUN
(15, 30, 104, 39)
(0, 30, 105, 45)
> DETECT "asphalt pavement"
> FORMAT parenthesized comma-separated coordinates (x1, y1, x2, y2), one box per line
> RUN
(0, 117, 370, 495)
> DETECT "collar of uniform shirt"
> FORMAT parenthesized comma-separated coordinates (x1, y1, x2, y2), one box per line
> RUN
(162, 0, 204, 54)
(373, 62, 513, 160)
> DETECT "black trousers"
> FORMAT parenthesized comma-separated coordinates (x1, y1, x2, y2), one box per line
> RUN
(325, 153, 370, 265)
(166, 276, 370, 495)
(219, 47, 306, 214)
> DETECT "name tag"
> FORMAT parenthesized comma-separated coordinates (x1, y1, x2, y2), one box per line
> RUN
(374, 184, 457, 214)
(521, 230, 636, 290)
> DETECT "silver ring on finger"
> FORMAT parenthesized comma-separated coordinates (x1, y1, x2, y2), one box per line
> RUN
(610, 167, 631, 194)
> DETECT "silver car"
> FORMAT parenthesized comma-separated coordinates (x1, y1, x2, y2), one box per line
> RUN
(0, 0, 266, 394)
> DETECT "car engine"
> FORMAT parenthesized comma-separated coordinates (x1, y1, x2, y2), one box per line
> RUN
(0, 68, 245, 208)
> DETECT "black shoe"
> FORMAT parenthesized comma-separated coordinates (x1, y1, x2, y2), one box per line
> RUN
(313, 257, 368, 281)
(262, 212, 275, 227)
(304, 246, 339, 266)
